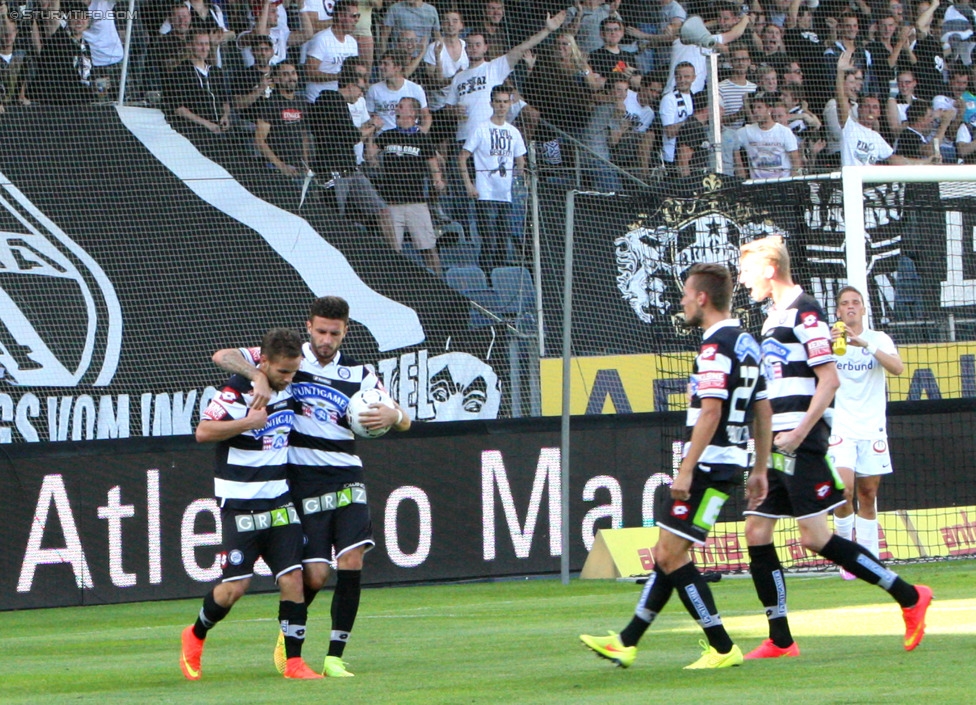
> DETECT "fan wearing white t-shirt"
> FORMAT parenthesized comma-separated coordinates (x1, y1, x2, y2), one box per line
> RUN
(659, 62, 695, 165)
(366, 50, 431, 132)
(459, 85, 527, 271)
(446, 10, 566, 143)
(828, 286, 904, 569)
(304, 0, 358, 101)
(733, 94, 800, 179)
(835, 48, 904, 167)
(423, 9, 468, 114)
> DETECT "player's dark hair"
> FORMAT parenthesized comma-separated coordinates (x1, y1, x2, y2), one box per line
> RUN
(334, 0, 359, 16)
(309, 296, 350, 323)
(835, 285, 864, 306)
(599, 16, 623, 32)
(261, 327, 303, 360)
(687, 263, 732, 312)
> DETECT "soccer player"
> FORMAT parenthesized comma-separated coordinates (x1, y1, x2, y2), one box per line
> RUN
(580, 263, 772, 670)
(180, 328, 322, 681)
(212, 296, 411, 678)
(829, 286, 905, 578)
(737, 236, 932, 659)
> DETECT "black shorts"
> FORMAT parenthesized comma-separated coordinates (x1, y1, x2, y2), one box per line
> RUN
(220, 502, 305, 582)
(744, 448, 845, 520)
(655, 469, 737, 545)
(295, 482, 375, 563)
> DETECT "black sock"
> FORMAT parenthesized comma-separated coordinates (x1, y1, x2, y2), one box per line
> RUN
(328, 570, 362, 658)
(670, 562, 734, 654)
(748, 543, 793, 648)
(620, 565, 672, 647)
(818, 535, 919, 607)
(193, 589, 231, 640)
(279, 600, 308, 660)
(304, 584, 319, 609)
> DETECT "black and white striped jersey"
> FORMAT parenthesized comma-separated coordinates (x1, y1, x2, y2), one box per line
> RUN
(759, 287, 835, 446)
(201, 375, 295, 510)
(686, 319, 767, 481)
(240, 343, 382, 490)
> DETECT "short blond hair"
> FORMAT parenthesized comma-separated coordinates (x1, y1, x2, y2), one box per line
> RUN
(740, 235, 791, 282)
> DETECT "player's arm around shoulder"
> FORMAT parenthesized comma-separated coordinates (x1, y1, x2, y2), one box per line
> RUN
(196, 384, 270, 443)
(212, 346, 273, 409)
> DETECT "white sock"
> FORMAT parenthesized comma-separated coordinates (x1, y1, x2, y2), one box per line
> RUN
(834, 513, 855, 541)
(855, 516, 880, 558)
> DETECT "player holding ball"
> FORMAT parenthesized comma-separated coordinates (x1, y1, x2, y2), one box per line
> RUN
(212, 296, 410, 678)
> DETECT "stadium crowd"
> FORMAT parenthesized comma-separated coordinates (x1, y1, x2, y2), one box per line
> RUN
(2, 0, 975, 263)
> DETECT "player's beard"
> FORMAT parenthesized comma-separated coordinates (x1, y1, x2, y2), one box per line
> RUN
(682, 306, 704, 330)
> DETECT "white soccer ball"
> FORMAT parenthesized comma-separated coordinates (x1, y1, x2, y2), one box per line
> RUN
(346, 388, 396, 439)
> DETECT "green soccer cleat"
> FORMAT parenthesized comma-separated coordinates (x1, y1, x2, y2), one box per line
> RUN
(323, 655, 355, 677)
(579, 631, 637, 668)
(684, 641, 744, 670)
(274, 631, 287, 675)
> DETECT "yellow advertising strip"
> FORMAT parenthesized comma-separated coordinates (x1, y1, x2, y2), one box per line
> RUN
(541, 343, 976, 415)
(581, 505, 976, 578)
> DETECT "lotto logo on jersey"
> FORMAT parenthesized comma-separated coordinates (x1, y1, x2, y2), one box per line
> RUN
(801, 312, 820, 328)
(814, 482, 832, 500)
(697, 371, 726, 391)
(807, 338, 832, 359)
(699, 344, 718, 361)
(671, 501, 691, 519)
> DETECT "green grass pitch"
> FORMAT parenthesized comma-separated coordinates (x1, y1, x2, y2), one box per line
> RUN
(1, 561, 974, 704)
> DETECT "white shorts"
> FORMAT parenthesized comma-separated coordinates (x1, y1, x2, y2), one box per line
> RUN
(390, 203, 436, 250)
(827, 435, 893, 477)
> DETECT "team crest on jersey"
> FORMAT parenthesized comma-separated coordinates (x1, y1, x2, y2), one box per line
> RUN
(613, 174, 784, 331)
(338, 367, 351, 379)
(873, 440, 887, 453)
